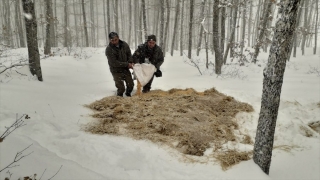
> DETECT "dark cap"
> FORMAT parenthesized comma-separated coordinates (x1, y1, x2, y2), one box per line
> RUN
(109, 32, 119, 39)
(147, 35, 156, 42)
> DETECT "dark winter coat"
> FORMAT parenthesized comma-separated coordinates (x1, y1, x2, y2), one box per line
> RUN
(132, 43, 164, 69)
(105, 40, 133, 73)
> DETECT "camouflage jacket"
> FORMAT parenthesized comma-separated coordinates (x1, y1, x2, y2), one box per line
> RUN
(132, 43, 164, 69)
(105, 40, 133, 73)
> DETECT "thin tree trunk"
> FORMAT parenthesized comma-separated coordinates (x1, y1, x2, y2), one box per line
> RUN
(170, 0, 180, 56)
(240, 0, 247, 57)
(107, 0, 111, 34)
(90, 0, 95, 46)
(82, 0, 89, 47)
(213, 0, 222, 74)
(16, 0, 26, 47)
(141, 0, 148, 40)
(128, 0, 132, 47)
(180, 0, 185, 56)
(44, 0, 53, 55)
(220, 3, 226, 58)
(252, 0, 273, 63)
(188, 0, 194, 59)
(314, 0, 318, 54)
(114, 0, 119, 33)
(22, 0, 43, 81)
(224, 0, 238, 64)
(196, 0, 207, 56)
(96, 0, 99, 46)
(248, 0, 253, 47)
(301, 0, 309, 55)
(253, 0, 301, 174)
(64, 0, 69, 47)
(163, 0, 170, 55)
(73, 0, 79, 47)
(159, 0, 165, 48)
(291, 2, 303, 59)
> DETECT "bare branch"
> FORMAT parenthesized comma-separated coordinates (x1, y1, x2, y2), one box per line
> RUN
(0, 114, 27, 142)
(0, 144, 33, 173)
(48, 165, 63, 180)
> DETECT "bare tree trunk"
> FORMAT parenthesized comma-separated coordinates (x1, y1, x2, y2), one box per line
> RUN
(253, 0, 301, 174)
(90, 0, 95, 47)
(220, 3, 226, 58)
(54, 0, 57, 47)
(224, 0, 239, 64)
(159, 0, 165, 48)
(163, 0, 170, 56)
(114, 0, 119, 33)
(180, 0, 185, 56)
(248, 0, 253, 47)
(213, 0, 222, 74)
(314, 0, 318, 54)
(82, 0, 89, 47)
(170, 0, 181, 56)
(301, 0, 309, 55)
(96, 0, 99, 47)
(196, 0, 206, 56)
(44, 0, 53, 55)
(15, 0, 26, 47)
(252, 0, 273, 63)
(73, 0, 78, 47)
(141, 0, 148, 41)
(134, 0, 138, 48)
(64, 0, 69, 47)
(291, 2, 303, 59)
(188, 0, 194, 59)
(252, 0, 262, 49)
(107, 0, 111, 34)
(22, 0, 43, 81)
(128, 0, 132, 47)
(240, 0, 247, 57)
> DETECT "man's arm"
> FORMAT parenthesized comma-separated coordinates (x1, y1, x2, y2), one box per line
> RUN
(155, 48, 164, 69)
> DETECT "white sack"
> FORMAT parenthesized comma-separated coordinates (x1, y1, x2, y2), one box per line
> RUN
(133, 63, 156, 87)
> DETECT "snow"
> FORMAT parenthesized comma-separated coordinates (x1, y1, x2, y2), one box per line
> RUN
(0, 47, 319, 180)
(23, 13, 32, 20)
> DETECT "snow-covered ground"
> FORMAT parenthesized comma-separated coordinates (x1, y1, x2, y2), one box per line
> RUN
(0, 47, 319, 180)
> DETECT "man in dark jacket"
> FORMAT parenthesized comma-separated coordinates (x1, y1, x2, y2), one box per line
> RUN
(132, 35, 164, 93)
(105, 32, 134, 97)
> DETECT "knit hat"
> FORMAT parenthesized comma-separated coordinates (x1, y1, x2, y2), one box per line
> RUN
(109, 32, 119, 39)
(147, 35, 156, 42)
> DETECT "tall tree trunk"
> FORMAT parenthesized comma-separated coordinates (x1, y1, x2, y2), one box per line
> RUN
(291, 1, 303, 59)
(141, 0, 148, 40)
(103, 0, 107, 44)
(22, 0, 43, 81)
(128, 0, 132, 47)
(134, 0, 138, 48)
(107, 0, 111, 34)
(64, 0, 69, 47)
(159, 0, 165, 48)
(44, 0, 53, 55)
(252, 0, 273, 63)
(163, 0, 170, 56)
(180, 0, 185, 56)
(114, 0, 119, 33)
(90, 0, 95, 47)
(196, 0, 207, 56)
(301, 0, 309, 55)
(252, 0, 262, 52)
(220, 3, 226, 58)
(248, 0, 253, 47)
(240, 0, 247, 57)
(16, 0, 26, 47)
(82, 0, 89, 47)
(188, 0, 194, 59)
(314, 0, 318, 54)
(253, 0, 301, 174)
(213, 0, 223, 74)
(73, 0, 79, 47)
(96, 0, 99, 47)
(223, 0, 238, 64)
(170, 0, 181, 56)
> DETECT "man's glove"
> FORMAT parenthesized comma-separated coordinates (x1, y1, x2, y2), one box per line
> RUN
(154, 69, 162, 77)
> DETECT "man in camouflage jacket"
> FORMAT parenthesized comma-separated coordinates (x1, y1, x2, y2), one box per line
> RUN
(132, 35, 164, 93)
(105, 32, 134, 97)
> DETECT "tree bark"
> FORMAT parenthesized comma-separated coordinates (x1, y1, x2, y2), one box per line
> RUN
(252, 0, 273, 63)
(301, 0, 309, 55)
(253, 0, 301, 174)
(163, 0, 170, 55)
(170, 0, 180, 56)
(82, 0, 89, 47)
(22, 0, 43, 81)
(64, 0, 69, 47)
(159, 0, 165, 48)
(196, 0, 206, 56)
(141, 0, 148, 41)
(314, 0, 318, 54)
(213, 0, 223, 74)
(15, 0, 26, 47)
(188, 0, 194, 59)
(44, 0, 53, 55)
(180, 0, 185, 56)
